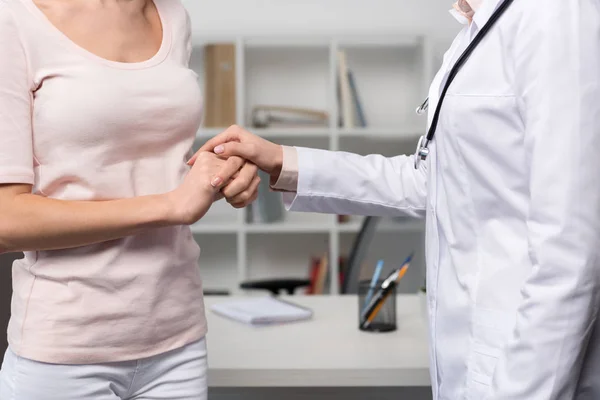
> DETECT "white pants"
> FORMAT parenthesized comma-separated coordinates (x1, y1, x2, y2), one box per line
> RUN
(0, 338, 208, 400)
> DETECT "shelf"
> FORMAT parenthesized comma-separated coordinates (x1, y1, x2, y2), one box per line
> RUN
(187, 33, 433, 295)
(198, 127, 331, 140)
(337, 127, 423, 139)
(337, 34, 422, 48)
(253, 127, 331, 139)
(191, 224, 240, 234)
(337, 220, 425, 233)
(190, 221, 424, 235)
(244, 37, 331, 48)
(246, 223, 333, 234)
(198, 127, 425, 141)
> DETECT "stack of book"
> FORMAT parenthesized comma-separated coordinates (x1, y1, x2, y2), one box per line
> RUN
(306, 255, 349, 295)
(337, 50, 367, 129)
(251, 106, 329, 129)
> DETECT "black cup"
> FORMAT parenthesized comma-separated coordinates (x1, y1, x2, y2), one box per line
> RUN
(358, 280, 397, 332)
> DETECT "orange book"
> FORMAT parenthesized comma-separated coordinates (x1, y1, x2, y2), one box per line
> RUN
(203, 44, 236, 128)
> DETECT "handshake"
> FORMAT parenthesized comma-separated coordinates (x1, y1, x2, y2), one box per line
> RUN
(166, 125, 283, 226)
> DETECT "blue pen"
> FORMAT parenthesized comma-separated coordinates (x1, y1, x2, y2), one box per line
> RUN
(364, 260, 384, 307)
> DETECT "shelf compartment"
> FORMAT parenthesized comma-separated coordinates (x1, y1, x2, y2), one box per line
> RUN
(336, 44, 425, 130)
(246, 233, 330, 294)
(197, 234, 239, 295)
(191, 223, 240, 234)
(244, 46, 331, 129)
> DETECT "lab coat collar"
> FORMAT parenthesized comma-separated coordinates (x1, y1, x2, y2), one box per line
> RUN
(450, 0, 505, 29)
(471, 0, 504, 31)
(449, 8, 471, 25)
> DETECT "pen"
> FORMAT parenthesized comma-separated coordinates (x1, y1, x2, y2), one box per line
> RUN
(364, 260, 384, 308)
(360, 254, 413, 329)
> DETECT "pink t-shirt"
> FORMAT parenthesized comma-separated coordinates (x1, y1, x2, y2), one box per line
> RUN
(0, 0, 207, 364)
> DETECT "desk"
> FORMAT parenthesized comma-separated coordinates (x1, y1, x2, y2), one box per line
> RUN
(204, 295, 431, 400)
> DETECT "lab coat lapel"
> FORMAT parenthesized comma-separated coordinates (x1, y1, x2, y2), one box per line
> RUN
(436, 0, 507, 100)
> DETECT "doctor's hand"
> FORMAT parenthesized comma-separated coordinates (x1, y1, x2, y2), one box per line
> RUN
(188, 125, 284, 185)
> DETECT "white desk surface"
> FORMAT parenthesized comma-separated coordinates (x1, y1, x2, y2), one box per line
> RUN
(204, 294, 430, 388)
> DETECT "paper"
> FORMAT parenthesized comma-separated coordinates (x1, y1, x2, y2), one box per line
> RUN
(211, 297, 313, 325)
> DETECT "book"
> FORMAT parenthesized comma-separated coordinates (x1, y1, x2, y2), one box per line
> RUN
(210, 297, 313, 325)
(347, 69, 367, 128)
(203, 44, 236, 128)
(306, 257, 322, 295)
(313, 254, 329, 295)
(247, 171, 285, 224)
(251, 106, 328, 129)
(337, 51, 368, 129)
(256, 170, 284, 223)
(337, 51, 354, 129)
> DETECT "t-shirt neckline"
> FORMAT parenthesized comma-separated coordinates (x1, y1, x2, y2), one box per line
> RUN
(20, 0, 172, 70)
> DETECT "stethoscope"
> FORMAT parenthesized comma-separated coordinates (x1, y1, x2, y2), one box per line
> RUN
(413, 0, 515, 169)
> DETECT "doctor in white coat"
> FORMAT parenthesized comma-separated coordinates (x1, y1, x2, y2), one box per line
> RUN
(193, 0, 600, 398)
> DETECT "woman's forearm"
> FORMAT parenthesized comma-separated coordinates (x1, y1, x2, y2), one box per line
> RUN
(0, 152, 249, 253)
(0, 185, 176, 252)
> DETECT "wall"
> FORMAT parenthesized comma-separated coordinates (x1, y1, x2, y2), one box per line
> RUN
(182, 0, 461, 55)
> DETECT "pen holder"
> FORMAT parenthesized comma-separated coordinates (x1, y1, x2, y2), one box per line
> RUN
(358, 280, 397, 333)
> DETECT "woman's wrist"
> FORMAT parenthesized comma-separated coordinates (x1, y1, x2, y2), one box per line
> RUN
(153, 192, 183, 226)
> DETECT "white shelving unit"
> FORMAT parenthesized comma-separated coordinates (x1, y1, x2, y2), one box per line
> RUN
(189, 35, 434, 295)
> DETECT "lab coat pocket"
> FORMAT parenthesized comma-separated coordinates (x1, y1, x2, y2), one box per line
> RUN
(466, 309, 514, 400)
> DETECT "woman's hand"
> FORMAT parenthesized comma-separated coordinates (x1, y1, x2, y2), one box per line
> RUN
(220, 162, 260, 209)
(188, 125, 284, 185)
(167, 151, 248, 225)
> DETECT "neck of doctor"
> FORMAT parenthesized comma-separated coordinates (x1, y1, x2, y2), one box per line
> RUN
(453, 0, 484, 22)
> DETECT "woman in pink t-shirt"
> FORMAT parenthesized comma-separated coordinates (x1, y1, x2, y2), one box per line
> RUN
(0, 0, 258, 399)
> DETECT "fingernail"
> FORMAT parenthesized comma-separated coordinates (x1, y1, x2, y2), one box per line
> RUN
(214, 145, 224, 154)
(211, 177, 223, 187)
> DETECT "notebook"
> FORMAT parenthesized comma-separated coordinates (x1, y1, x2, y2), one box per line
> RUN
(210, 297, 313, 326)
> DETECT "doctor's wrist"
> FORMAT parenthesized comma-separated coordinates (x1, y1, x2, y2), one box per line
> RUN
(268, 144, 284, 185)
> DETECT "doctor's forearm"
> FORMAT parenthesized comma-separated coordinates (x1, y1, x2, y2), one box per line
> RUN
(281, 147, 428, 218)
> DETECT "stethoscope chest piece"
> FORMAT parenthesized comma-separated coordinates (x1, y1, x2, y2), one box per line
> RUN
(414, 135, 430, 169)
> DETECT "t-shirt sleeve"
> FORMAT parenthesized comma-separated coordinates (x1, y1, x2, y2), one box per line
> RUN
(183, 6, 193, 65)
(0, 5, 34, 185)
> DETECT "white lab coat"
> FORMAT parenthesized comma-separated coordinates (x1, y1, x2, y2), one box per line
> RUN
(283, 0, 600, 398)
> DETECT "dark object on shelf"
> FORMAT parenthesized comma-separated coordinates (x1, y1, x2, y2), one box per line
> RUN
(203, 289, 231, 296)
(240, 278, 311, 296)
(342, 216, 381, 294)
(247, 170, 285, 224)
